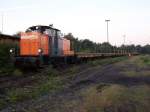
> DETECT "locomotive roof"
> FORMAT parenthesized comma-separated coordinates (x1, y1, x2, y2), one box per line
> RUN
(28, 25, 60, 31)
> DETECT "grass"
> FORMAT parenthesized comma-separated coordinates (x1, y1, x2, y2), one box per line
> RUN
(82, 84, 150, 112)
(0, 66, 64, 109)
(0, 56, 137, 110)
(88, 56, 128, 66)
(61, 65, 79, 76)
(6, 76, 63, 104)
(129, 55, 150, 68)
(63, 57, 129, 80)
(2, 78, 63, 109)
(122, 70, 150, 77)
(63, 55, 150, 112)
(140, 55, 150, 65)
(12, 69, 23, 77)
(119, 55, 150, 77)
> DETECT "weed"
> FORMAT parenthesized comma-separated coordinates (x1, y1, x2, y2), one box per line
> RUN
(140, 55, 150, 64)
(122, 70, 150, 77)
(46, 66, 59, 77)
(65, 66, 79, 76)
(130, 55, 150, 68)
(88, 57, 128, 66)
(82, 84, 150, 112)
(96, 83, 110, 92)
(0, 99, 7, 110)
(6, 77, 63, 104)
(13, 69, 23, 77)
(7, 88, 32, 103)
(37, 77, 63, 95)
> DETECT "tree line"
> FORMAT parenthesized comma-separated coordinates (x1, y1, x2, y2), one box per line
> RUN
(64, 33, 150, 54)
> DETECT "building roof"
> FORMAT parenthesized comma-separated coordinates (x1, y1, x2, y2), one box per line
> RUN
(0, 34, 20, 40)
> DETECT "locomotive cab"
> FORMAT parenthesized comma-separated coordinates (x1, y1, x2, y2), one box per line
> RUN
(23, 25, 61, 56)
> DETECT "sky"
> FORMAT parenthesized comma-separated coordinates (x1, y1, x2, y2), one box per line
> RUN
(0, 0, 150, 46)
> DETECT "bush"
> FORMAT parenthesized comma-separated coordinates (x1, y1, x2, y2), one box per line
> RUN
(0, 44, 12, 66)
(0, 44, 17, 75)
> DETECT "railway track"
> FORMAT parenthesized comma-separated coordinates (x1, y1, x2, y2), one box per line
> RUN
(0, 53, 136, 90)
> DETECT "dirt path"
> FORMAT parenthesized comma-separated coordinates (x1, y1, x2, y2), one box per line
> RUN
(1, 56, 150, 112)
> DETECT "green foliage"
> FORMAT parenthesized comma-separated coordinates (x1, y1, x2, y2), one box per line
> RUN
(0, 44, 11, 67)
(37, 77, 63, 95)
(64, 33, 144, 54)
(64, 33, 114, 53)
(7, 76, 63, 104)
(140, 45, 150, 54)
(0, 66, 64, 109)
(0, 43, 17, 75)
(140, 55, 150, 65)
(88, 57, 128, 66)
(64, 33, 150, 54)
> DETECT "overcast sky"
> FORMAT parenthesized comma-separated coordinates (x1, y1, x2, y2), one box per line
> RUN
(0, 0, 150, 46)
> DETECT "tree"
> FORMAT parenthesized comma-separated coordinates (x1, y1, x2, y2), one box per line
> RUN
(63, 33, 149, 54)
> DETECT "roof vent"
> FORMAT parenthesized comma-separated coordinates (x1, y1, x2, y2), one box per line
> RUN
(49, 24, 53, 27)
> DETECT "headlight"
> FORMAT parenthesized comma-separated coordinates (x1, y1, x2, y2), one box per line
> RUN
(10, 48, 14, 53)
(10, 49, 13, 53)
(38, 48, 42, 53)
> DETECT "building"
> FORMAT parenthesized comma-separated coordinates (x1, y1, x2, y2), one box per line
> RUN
(0, 34, 20, 45)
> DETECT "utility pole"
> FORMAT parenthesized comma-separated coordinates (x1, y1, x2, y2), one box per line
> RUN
(1, 12, 3, 33)
(105, 19, 110, 43)
(123, 35, 126, 54)
(123, 34, 126, 45)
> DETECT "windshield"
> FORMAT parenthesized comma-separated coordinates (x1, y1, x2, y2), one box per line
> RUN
(25, 26, 61, 37)
(26, 26, 41, 33)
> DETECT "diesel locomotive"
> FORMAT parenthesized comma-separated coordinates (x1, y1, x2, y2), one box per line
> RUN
(10, 25, 75, 67)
